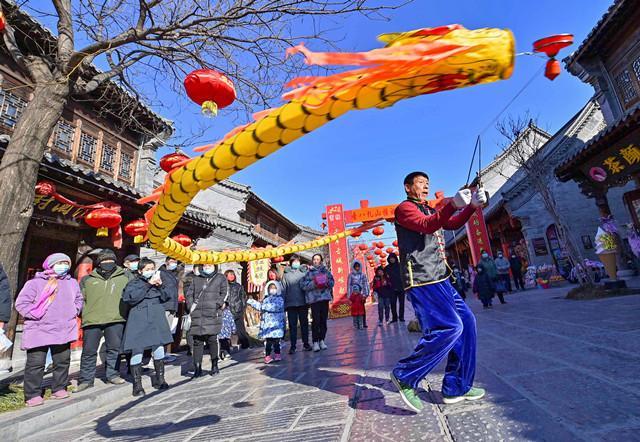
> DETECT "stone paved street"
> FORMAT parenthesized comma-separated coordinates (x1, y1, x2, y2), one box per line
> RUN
(22, 288, 640, 441)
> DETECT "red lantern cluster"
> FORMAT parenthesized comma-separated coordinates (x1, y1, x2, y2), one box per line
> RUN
(124, 219, 148, 244)
(374, 249, 382, 256)
(184, 69, 237, 117)
(85, 208, 122, 237)
(172, 234, 192, 247)
(533, 34, 573, 81)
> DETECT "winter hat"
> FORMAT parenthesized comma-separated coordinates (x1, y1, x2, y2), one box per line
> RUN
(43, 253, 71, 270)
(124, 254, 140, 263)
(96, 249, 117, 264)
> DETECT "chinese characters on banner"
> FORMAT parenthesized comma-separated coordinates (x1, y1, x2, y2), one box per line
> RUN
(465, 207, 492, 266)
(326, 204, 351, 318)
(248, 258, 270, 288)
(585, 141, 640, 184)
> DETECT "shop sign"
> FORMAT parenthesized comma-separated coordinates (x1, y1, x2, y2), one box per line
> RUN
(33, 194, 89, 221)
(326, 204, 351, 318)
(582, 134, 640, 185)
(248, 258, 270, 287)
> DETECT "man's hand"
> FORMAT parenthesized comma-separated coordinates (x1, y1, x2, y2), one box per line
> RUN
(453, 189, 472, 209)
(471, 187, 488, 207)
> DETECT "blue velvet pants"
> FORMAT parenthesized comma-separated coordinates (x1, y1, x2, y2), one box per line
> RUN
(392, 279, 477, 397)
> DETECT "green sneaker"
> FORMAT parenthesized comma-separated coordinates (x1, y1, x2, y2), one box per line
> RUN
(443, 386, 486, 404)
(390, 372, 424, 412)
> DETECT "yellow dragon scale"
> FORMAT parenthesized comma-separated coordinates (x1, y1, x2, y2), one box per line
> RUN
(145, 26, 515, 264)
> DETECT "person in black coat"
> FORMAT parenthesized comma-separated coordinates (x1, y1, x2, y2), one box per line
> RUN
(385, 253, 405, 322)
(186, 263, 227, 377)
(509, 254, 525, 291)
(122, 258, 174, 396)
(224, 269, 250, 349)
(0, 263, 11, 328)
(472, 266, 495, 309)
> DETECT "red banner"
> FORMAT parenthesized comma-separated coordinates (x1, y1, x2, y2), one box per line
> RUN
(326, 204, 351, 318)
(466, 207, 492, 266)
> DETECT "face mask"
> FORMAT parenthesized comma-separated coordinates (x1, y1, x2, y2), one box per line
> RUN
(291, 262, 301, 270)
(129, 262, 139, 271)
(202, 267, 215, 275)
(142, 270, 155, 279)
(482, 253, 489, 258)
(268, 289, 277, 296)
(511, 256, 516, 259)
(53, 263, 70, 276)
(167, 263, 177, 271)
(498, 254, 503, 258)
(226, 274, 235, 282)
(99, 262, 116, 272)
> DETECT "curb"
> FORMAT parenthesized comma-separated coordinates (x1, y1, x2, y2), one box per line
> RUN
(0, 358, 188, 442)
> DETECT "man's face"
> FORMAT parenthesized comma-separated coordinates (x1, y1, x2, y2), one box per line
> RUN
(405, 176, 430, 202)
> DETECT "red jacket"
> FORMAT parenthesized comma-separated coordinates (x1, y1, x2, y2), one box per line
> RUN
(350, 293, 366, 316)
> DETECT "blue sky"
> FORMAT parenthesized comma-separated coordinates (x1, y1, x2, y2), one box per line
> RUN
(34, 1, 612, 234)
(156, 0, 611, 231)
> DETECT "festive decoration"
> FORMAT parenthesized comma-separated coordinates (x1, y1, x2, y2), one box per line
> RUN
(373, 226, 385, 237)
(0, 11, 5, 32)
(350, 231, 362, 238)
(358, 244, 368, 251)
(184, 69, 236, 117)
(85, 209, 122, 237)
(124, 219, 148, 243)
(140, 25, 515, 264)
(273, 256, 285, 263)
(386, 247, 394, 254)
(374, 249, 382, 256)
(533, 34, 573, 81)
(392, 240, 398, 247)
(160, 152, 190, 173)
(172, 234, 193, 248)
(595, 216, 618, 280)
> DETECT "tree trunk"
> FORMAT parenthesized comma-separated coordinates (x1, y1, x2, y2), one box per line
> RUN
(0, 76, 69, 368)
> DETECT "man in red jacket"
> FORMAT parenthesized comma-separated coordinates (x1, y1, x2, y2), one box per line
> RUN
(390, 171, 487, 412)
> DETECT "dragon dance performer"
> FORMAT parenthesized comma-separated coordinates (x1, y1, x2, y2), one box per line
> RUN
(390, 171, 488, 412)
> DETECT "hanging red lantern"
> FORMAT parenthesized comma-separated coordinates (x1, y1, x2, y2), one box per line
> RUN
(374, 249, 382, 256)
(533, 34, 573, 81)
(273, 256, 285, 263)
(350, 231, 362, 238)
(393, 240, 398, 247)
(160, 151, 190, 173)
(386, 247, 394, 254)
(380, 252, 387, 258)
(358, 244, 368, 251)
(172, 234, 192, 247)
(184, 69, 237, 117)
(85, 208, 122, 237)
(124, 219, 148, 244)
(372, 226, 384, 237)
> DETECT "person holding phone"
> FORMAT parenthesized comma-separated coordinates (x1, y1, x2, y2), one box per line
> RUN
(121, 258, 173, 396)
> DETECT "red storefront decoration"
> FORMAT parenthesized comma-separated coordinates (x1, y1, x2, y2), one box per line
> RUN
(85, 208, 122, 237)
(465, 207, 492, 265)
(184, 69, 237, 117)
(326, 204, 351, 318)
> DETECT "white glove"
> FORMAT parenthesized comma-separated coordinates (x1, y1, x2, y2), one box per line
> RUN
(452, 189, 472, 209)
(471, 187, 488, 207)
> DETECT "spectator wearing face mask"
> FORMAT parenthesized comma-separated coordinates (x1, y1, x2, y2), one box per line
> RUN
(247, 280, 286, 364)
(477, 250, 498, 281)
(122, 258, 174, 396)
(224, 269, 250, 350)
(472, 265, 495, 309)
(15, 253, 84, 407)
(122, 254, 140, 281)
(158, 257, 181, 361)
(494, 252, 512, 293)
(509, 254, 525, 291)
(282, 256, 311, 354)
(74, 250, 129, 393)
(185, 263, 228, 377)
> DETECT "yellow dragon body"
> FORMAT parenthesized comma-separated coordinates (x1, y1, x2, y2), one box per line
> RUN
(140, 25, 514, 264)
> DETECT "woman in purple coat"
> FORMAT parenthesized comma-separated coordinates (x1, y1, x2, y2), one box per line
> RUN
(15, 253, 83, 407)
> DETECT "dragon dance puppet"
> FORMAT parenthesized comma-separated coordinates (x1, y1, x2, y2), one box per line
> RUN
(139, 24, 515, 265)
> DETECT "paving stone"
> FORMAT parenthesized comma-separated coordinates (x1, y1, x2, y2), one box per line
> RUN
(269, 390, 348, 410)
(191, 408, 301, 440)
(295, 402, 350, 428)
(236, 423, 345, 441)
(445, 400, 579, 441)
(594, 427, 640, 441)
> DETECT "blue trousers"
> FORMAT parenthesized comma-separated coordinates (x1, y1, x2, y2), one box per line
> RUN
(393, 279, 476, 397)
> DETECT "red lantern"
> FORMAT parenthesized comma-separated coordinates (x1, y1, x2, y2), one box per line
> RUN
(350, 231, 362, 238)
(172, 234, 192, 247)
(393, 240, 398, 247)
(380, 252, 387, 258)
(184, 69, 236, 117)
(358, 244, 368, 251)
(0, 11, 5, 32)
(85, 208, 122, 237)
(533, 34, 573, 81)
(160, 152, 190, 173)
(374, 249, 382, 256)
(386, 247, 394, 254)
(35, 180, 56, 196)
(273, 256, 285, 263)
(372, 226, 384, 237)
(124, 219, 148, 244)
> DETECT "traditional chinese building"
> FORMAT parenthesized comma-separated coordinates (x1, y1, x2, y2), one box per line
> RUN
(556, 0, 640, 244)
